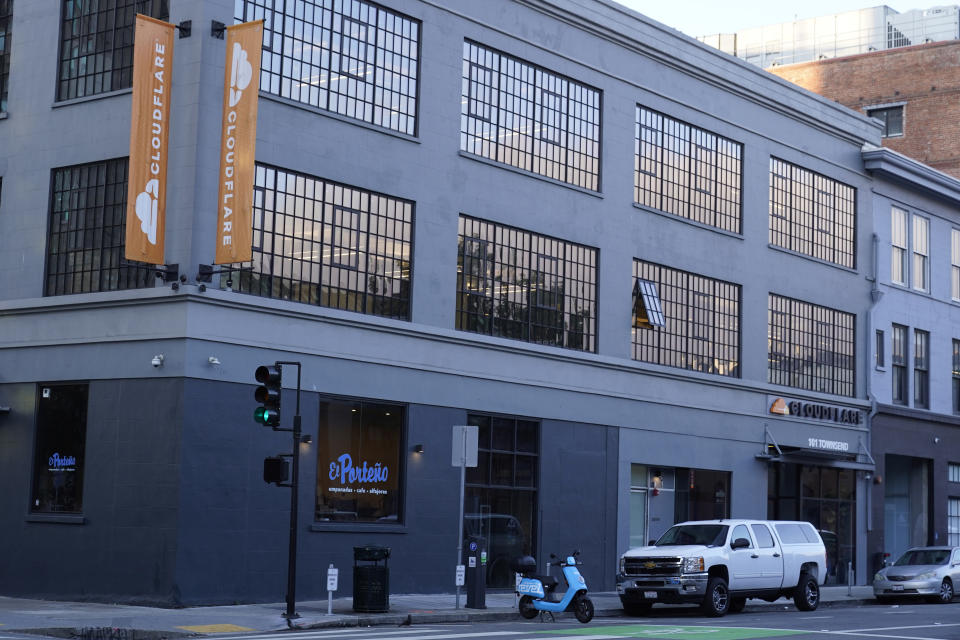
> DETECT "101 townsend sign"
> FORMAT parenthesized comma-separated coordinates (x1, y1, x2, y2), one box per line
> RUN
(769, 396, 863, 425)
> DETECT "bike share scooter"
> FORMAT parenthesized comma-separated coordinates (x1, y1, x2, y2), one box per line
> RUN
(512, 550, 594, 623)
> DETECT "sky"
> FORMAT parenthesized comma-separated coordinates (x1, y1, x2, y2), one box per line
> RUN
(613, 1, 920, 37)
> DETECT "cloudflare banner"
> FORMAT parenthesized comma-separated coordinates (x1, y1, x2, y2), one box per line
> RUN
(125, 15, 174, 265)
(215, 20, 263, 265)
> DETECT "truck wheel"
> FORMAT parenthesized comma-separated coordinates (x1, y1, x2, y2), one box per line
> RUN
(793, 572, 820, 611)
(573, 594, 594, 623)
(701, 576, 730, 617)
(623, 601, 652, 616)
(519, 595, 538, 619)
(729, 597, 746, 613)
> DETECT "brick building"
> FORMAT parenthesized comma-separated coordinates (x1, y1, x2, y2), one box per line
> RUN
(769, 40, 960, 179)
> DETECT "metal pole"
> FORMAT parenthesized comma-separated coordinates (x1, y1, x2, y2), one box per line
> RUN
(278, 361, 302, 620)
(456, 431, 466, 609)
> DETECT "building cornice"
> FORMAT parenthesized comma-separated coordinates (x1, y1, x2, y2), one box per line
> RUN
(874, 402, 960, 426)
(862, 144, 960, 207)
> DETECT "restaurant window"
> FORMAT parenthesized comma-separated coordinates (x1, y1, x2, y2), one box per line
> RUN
(224, 164, 412, 320)
(31, 384, 88, 514)
(314, 398, 403, 524)
(914, 328, 929, 409)
(0, 0, 11, 113)
(45, 158, 155, 296)
(768, 293, 855, 397)
(57, 0, 169, 101)
(633, 260, 740, 377)
(635, 107, 742, 233)
(461, 41, 601, 191)
(464, 413, 538, 589)
(892, 324, 908, 405)
(866, 105, 903, 138)
(456, 215, 597, 352)
(236, 0, 420, 136)
(769, 158, 855, 269)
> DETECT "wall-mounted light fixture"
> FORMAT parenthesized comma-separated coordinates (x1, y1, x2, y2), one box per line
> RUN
(413, 444, 424, 454)
(151, 354, 165, 368)
(301, 434, 313, 445)
(208, 356, 221, 366)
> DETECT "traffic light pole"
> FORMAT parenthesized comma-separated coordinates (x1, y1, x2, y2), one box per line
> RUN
(276, 360, 302, 621)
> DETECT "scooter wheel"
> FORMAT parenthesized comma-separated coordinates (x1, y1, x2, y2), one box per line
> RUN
(573, 594, 594, 623)
(519, 595, 538, 619)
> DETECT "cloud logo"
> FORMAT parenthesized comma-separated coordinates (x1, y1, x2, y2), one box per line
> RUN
(769, 398, 790, 415)
(135, 178, 159, 245)
(229, 42, 253, 108)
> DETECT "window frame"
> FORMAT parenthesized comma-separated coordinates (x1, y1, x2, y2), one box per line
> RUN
(912, 215, 929, 292)
(914, 328, 929, 409)
(0, 0, 11, 113)
(865, 104, 904, 138)
(876, 329, 885, 370)
(892, 324, 908, 405)
(891, 206, 908, 286)
(952, 229, 960, 301)
(953, 339, 960, 414)
(30, 383, 89, 516)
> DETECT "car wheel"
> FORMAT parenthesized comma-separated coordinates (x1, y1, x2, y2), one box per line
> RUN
(519, 595, 538, 619)
(937, 579, 954, 604)
(622, 601, 652, 616)
(794, 572, 820, 611)
(729, 597, 746, 613)
(701, 576, 730, 617)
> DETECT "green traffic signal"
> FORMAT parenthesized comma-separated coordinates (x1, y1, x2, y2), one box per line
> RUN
(254, 363, 282, 428)
(254, 406, 280, 426)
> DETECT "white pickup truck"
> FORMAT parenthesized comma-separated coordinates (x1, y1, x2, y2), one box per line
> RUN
(617, 519, 827, 616)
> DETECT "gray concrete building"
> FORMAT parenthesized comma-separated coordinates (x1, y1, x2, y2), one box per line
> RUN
(0, 0, 882, 604)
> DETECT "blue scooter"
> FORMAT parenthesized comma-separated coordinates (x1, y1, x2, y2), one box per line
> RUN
(513, 550, 594, 623)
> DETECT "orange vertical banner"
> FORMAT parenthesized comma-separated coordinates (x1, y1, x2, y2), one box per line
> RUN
(125, 15, 174, 265)
(215, 20, 263, 265)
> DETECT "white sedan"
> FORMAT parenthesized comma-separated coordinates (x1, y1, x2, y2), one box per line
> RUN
(874, 546, 960, 604)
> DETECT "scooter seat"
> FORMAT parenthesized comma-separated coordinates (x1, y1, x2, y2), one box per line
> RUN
(532, 575, 559, 591)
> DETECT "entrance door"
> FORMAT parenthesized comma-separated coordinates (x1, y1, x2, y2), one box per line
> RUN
(629, 464, 648, 548)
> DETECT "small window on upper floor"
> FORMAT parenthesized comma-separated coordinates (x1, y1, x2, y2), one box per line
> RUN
(632, 278, 665, 328)
(866, 105, 904, 138)
(0, 0, 11, 113)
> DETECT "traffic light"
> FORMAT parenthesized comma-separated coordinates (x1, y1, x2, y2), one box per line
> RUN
(254, 364, 282, 427)
(263, 456, 289, 485)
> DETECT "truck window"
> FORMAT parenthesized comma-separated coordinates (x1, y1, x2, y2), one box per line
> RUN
(731, 524, 752, 548)
(775, 523, 806, 544)
(656, 524, 728, 546)
(751, 524, 775, 548)
(800, 523, 821, 543)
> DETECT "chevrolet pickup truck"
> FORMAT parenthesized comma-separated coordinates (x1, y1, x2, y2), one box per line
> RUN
(617, 519, 827, 616)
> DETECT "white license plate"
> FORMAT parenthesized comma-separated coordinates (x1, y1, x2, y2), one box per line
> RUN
(891, 585, 904, 591)
(644, 591, 658, 599)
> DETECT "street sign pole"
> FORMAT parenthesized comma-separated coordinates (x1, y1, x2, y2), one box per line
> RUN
(452, 425, 478, 610)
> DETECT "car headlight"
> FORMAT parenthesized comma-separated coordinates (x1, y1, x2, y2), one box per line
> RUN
(874, 572, 885, 582)
(916, 571, 937, 580)
(683, 556, 704, 573)
(619, 557, 625, 574)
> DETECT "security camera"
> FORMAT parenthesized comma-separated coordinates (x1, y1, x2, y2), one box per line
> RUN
(151, 355, 164, 368)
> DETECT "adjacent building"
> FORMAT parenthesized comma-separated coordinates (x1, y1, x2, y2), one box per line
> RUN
(0, 0, 887, 604)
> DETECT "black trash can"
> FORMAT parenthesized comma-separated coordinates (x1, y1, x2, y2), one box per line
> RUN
(353, 545, 390, 612)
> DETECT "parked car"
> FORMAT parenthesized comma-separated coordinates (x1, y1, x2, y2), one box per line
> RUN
(874, 546, 960, 604)
(617, 519, 826, 617)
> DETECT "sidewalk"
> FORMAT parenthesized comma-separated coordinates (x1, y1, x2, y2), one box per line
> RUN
(0, 586, 877, 638)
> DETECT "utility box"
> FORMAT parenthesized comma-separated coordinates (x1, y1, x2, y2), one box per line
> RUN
(463, 534, 487, 609)
(353, 546, 390, 612)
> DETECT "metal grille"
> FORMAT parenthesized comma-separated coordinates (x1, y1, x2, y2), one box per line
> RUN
(225, 163, 412, 320)
(622, 557, 682, 577)
(456, 215, 597, 352)
(632, 260, 740, 377)
(0, 0, 11, 112)
(635, 107, 742, 233)
(45, 157, 155, 295)
(769, 157, 856, 269)
(768, 293, 855, 397)
(236, 0, 420, 136)
(57, 0, 169, 101)
(461, 41, 601, 191)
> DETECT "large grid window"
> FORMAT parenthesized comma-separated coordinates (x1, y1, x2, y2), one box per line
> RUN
(892, 207, 907, 285)
(635, 107, 742, 233)
(769, 158, 856, 268)
(225, 164, 412, 319)
(57, 0, 169, 102)
(45, 158, 154, 295)
(460, 41, 601, 191)
(950, 497, 960, 547)
(236, 0, 419, 136)
(768, 293, 855, 397)
(914, 329, 929, 409)
(892, 324, 908, 405)
(954, 339, 960, 414)
(632, 260, 740, 377)
(456, 215, 597, 352)
(952, 230, 960, 300)
(0, 0, 11, 113)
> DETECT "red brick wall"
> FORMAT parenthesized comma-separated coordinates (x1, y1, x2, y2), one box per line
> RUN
(768, 41, 960, 178)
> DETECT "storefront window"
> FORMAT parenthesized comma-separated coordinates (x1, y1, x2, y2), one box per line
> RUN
(314, 399, 404, 524)
(31, 384, 88, 513)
